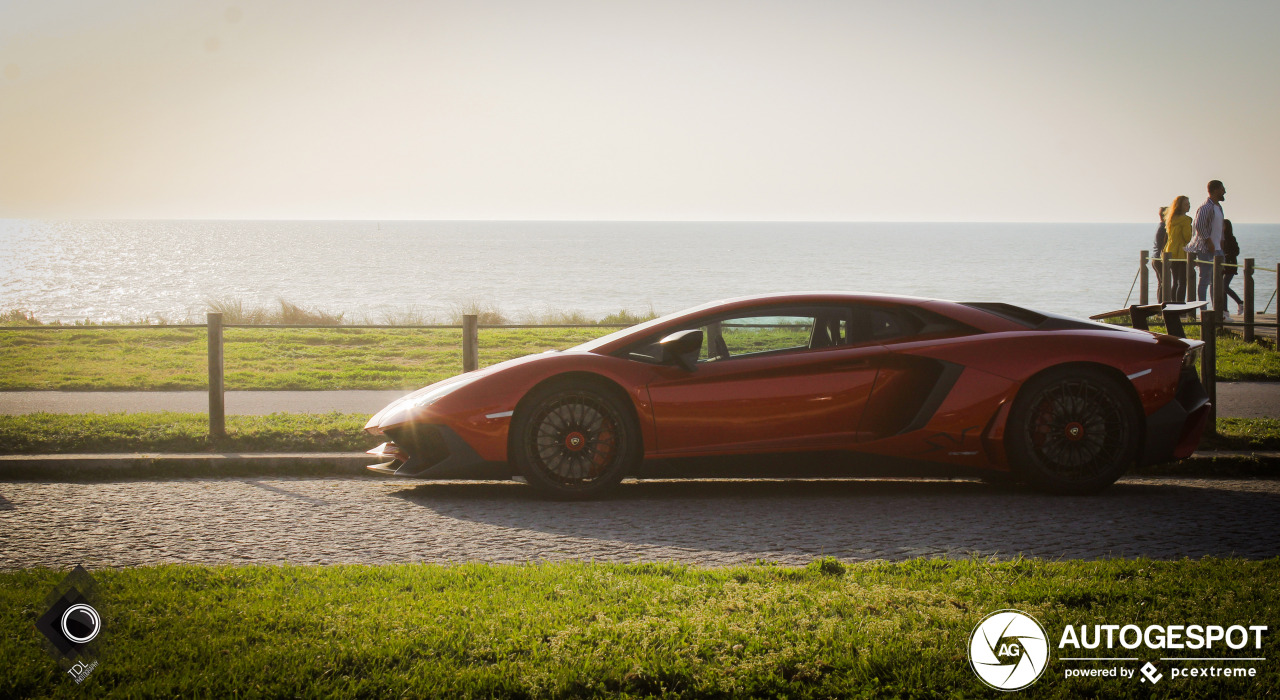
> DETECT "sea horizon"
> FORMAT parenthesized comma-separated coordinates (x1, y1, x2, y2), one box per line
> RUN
(3, 219, 1278, 324)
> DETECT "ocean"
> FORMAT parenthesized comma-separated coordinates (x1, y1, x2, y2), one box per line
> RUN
(2, 220, 1278, 324)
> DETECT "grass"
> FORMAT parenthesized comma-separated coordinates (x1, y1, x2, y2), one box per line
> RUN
(0, 327, 611, 391)
(1103, 320, 1280, 382)
(1, 413, 1277, 457)
(1, 559, 1276, 698)
(0, 300, 660, 391)
(205, 299, 346, 325)
(3, 325, 1276, 391)
(1, 303, 1276, 390)
(0, 414, 1274, 473)
(0, 412, 375, 454)
(1215, 334, 1280, 381)
(1203, 417, 1280, 451)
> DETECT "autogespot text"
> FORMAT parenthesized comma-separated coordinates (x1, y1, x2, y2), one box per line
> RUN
(1057, 623, 1268, 686)
(1059, 624, 1267, 650)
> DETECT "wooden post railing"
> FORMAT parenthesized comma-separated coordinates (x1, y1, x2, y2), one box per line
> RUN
(462, 314, 479, 372)
(1161, 252, 1171, 304)
(1212, 256, 1224, 313)
(1186, 255, 1197, 305)
(1243, 258, 1255, 342)
(1140, 250, 1149, 305)
(1201, 310, 1217, 435)
(207, 312, 225, 439)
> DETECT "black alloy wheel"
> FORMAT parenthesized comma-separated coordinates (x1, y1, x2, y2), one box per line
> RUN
(511, 380, 639, 499)
(1007, 368, 1141, 494)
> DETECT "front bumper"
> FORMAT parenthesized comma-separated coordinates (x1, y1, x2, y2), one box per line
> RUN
(365, 423, 509, 479)
(1140, 367, 1211, 466)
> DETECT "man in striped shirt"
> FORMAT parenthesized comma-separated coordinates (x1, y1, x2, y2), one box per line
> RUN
(1187, 180, 1227, 309)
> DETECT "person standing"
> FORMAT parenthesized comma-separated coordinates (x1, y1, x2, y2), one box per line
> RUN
(1187, 180, 1227, 305)
(1164, 196, 1192, 303)
(1152, 206, 1168, 302)
(1221, 218, 1244, 315)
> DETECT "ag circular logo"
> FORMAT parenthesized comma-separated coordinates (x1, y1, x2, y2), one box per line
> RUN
(968, 609, 1049, 691)
(60, 603, 101, 644)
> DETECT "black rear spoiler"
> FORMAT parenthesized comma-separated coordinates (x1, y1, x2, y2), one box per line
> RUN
(1089, 301, 1207, 338)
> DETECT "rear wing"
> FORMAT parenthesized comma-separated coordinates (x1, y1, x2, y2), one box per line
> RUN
(1088, 301, 1208, 338)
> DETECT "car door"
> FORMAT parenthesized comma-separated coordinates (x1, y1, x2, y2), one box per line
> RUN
(644, 306, 886, 456)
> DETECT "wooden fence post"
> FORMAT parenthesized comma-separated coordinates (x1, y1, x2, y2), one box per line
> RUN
(463, 314, 479, 372)
(1161, 252, 1171, 304)
(1201, 310, 1217, 435)
(1212, 256, 1224, 314)
(1139, 250, 1149, 305)
(207, 312, 225, 439)
(1186, 255, 1197, 305)
(1243, 258, 1255, 342)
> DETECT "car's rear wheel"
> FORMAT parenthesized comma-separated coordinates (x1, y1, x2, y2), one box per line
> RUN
(1006, 367, 1141, 495)
(510, 379, 640, 499)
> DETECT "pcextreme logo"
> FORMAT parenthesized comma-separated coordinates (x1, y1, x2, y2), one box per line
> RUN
(968, 610, 1050, 691)
(968, 609, 1270, 691)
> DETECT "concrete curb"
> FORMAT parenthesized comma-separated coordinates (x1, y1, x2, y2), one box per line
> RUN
(0, 451, 1277, 481)
(0, 452, 373, 480)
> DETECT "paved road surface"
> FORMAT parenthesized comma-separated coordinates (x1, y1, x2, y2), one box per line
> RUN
(1215, 382, 1280, 418)
(2, 477, 1276, 569)
(1, 383, 1277, 417)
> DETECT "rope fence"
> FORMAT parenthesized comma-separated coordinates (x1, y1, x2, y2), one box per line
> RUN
(0, 315, 635, 437)
(1135, 249, 1279, 349)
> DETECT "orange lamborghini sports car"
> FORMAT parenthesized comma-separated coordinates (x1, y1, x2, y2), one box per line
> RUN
(364, 293, 1210, 498)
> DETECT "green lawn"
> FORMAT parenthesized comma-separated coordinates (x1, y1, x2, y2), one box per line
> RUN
(1216, 334, 1280, 381)
(0, 327, 609, 391)
(0, 414, 1274, 458)
(2, 325, 1278, 391)
(1, 413, 1277, 456)
(1, 559, 1276, 698)
(1109, 322, 1280, 382)
(0, 412, 375, 454)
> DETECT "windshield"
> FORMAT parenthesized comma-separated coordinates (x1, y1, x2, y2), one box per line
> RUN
(570, 299, 724, 353)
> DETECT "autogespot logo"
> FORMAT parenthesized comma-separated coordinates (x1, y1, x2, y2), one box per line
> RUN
(969, 609, 1050, 691)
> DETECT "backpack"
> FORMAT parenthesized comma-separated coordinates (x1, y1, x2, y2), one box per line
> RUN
(1223, 230, 1240, 258)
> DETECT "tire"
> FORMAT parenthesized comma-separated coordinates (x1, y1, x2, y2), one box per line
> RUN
(509, 379, 640, 499)
(1006, 367, 1141, 495)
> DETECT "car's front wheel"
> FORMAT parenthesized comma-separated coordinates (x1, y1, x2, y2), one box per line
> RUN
(510, 379, 640, 499)
(1006, 367, 1141, 495)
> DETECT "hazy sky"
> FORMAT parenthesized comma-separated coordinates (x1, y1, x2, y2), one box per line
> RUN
(1, 0, 1277, 222)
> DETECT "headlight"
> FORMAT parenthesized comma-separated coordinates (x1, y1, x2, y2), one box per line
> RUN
(411, 377, 475, 407)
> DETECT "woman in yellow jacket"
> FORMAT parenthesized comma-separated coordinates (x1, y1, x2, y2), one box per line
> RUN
(1163, 195, 1192, 303)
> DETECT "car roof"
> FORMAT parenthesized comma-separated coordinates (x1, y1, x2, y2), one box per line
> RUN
(575, 291, 999, 355)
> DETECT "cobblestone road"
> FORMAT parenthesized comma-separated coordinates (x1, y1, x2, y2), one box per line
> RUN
(2, 477, 1278, 569)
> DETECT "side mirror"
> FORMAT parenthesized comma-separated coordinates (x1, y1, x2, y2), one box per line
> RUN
(658, 329, 703, 372)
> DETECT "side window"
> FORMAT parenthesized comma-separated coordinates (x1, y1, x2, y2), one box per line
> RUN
(715, 315, 816, 358)
(623, 306, 855, 364)
(866, 306, 920, 341)
(846, 304, 974, 345)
